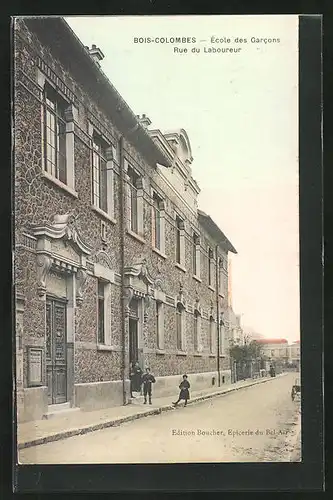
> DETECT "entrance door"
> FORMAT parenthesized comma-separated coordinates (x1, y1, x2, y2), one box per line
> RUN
(129, 317, 138, 367)
(46, 297, 67, 404)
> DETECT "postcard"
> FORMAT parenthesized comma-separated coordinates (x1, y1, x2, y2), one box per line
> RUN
(14, 14, 305, 468)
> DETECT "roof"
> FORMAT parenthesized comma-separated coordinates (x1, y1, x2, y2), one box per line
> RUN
(197, 209, 237, 253)
(23, 17, 173, 170)
(256, 338, 289, 345)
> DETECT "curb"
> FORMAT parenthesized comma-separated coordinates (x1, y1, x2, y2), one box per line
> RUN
(18, 373, 286, 450)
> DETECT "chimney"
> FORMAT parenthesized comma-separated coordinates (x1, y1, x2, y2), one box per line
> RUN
(88, 44, 105, 66)
(136, 114, 152, 129)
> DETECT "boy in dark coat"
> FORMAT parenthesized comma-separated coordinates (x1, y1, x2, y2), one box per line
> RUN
(172, 374, 190, 407)
(141, 367, 156, 404)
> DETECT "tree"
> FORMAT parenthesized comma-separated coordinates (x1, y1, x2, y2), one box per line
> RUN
(229, 340, 264, 380)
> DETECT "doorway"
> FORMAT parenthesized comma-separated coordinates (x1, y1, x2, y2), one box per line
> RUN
(129, 317, 138, 367)
(46, 297, 67, 404)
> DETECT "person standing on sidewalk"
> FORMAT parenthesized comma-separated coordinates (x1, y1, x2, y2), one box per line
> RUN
(142, 367, 156, 404)
(133, 361, 143, 393)
(172, 374, 190, 407)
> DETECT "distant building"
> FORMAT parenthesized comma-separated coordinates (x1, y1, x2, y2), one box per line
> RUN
(256, 338, 289, 363)
(288, 340, 300, 369)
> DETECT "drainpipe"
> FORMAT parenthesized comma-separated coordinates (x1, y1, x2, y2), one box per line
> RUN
(118, 135, 127, 405)
(215, 245, 221, 386)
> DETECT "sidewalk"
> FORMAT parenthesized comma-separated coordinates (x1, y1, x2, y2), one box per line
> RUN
(17, 373, 286, 450)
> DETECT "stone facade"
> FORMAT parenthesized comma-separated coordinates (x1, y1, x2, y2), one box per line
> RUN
(14, 17, 237, 422)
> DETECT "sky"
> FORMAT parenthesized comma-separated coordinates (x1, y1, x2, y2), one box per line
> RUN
(66, 15, 300, 343)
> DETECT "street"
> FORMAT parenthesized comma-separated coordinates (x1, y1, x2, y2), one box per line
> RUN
(19, 372, 301, 464)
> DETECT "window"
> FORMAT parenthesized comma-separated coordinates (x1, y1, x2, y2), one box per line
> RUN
(92, 133, 107, 212)
(209, 316, 215, 353)
(97, 280, 105, 344)
(152, 193, 162, 250)
(218, 258, 224, 295)
(127, 166, 139, 233)
(156, 301, 164, 349)
(220, 323, 225, 355)
(192, 234, 197, 275)
(96, 277, 112, 346)
(192, 233, 201, 277)
(176, 303, 183, 350)
(175, 216, 185, 266)
(208, 248, 214, 286)
(42, 83, 67, 183)
(193, 310, 200, 352)
(176, 217, 182, 264)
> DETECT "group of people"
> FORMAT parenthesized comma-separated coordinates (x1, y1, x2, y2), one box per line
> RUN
(130, 361, 190, 407)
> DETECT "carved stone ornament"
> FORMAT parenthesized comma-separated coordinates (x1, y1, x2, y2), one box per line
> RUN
(36, 253, 52, 299)
(144, 294, 151, 323)
(31, 213, 92, 257)
(154, 276, 163, 292)
(124, 287, 134, 317)
(210, 300, 214, 318)
(176, 281, 186, 309)
(76, 268, 87, 307)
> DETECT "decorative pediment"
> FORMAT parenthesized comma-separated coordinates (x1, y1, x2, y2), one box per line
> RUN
(31, 214, 92, 256)
(96, 250, 113, 269)
(164, 129, 193, 166)
(124, 258, 154, 287)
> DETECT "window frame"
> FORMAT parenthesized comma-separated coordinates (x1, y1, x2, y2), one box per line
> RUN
(176, 303, 183, 351)
(192, 233, 197, 275)
(97, 280, 106, 345)
(92, 132, 108, 213)
(127, 166, 140, 234)
(209, 315, 215, 354)
(208, 248, 214, 286)
(152, 192, 162, 250)
(193, 309, 200, 352)
(42, 83, 67, 184)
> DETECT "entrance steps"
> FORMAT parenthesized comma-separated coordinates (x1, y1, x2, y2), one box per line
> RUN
(43, 402, 81, 420)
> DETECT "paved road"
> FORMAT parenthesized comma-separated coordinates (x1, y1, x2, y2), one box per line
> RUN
(19, 372, 301, 464)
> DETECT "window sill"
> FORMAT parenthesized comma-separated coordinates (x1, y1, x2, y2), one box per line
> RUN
(208, 285, 216, 292)
(127, 229, 145, 244)
(152, 247, 167, 259)
(219, 292, 225, 299)
(97, 344, 121, 352)
(175, 263, 186, 273)
(42, 171, 78, 198)
(156, 349, 166, 355)
(91, 205, 116, 224)
(193, 352, 203, 357)
(193, 275, 202, 283)
(209, 353, 216, 358)
(176, 350, 187, 356)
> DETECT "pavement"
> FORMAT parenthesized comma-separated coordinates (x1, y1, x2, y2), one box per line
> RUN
(17, 373, 287, 450)
(18, 372, 299, 464)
